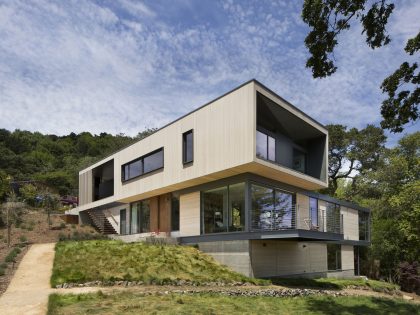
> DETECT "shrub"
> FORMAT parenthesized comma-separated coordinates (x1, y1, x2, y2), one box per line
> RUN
(19, 235, 27, 243)
(0, 262, 7, 268)
(0, 267, 5, 276)
(5, 247, 21, 263)
(60, 223, 66, 229)
(398, 261, 420, 294)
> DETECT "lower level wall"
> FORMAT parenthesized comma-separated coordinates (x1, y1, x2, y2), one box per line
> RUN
(197, 239, 356, 279)
(250, 240, 327, 278)
(198, 240, 253, 277)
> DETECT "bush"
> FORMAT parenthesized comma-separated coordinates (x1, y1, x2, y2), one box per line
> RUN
(0, 262, 7, 268)
(0, 266, 5, 276)
(5, 247, 21, 263)
(19, 235, 27, 243)
(398, 261, 420, 294)
(60, 223, 66, 229)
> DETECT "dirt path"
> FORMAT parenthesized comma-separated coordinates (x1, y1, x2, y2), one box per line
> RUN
(0, 243, 55, 315)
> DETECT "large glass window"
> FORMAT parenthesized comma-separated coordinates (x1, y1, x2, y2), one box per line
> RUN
(183, 130, 193, 164)
(326, 202, 341, 233)
(128, 200, 150, 234)
(202, 183, 245, 234)
(122, 148, 164, 181)
(256, 130, 275, 162)
(120, 209, 126, 235)
(143, 149, 164, 174)
(203, 186, 228, 233)
(140, 200, 150, 233)
(310, 197, 318, 229)
(251, 184, 294, 231)
(130, 202, 139, 234)
(327, 244, 342, 270)
(228, 183, 245, 231)
(359, 211, 369, 240)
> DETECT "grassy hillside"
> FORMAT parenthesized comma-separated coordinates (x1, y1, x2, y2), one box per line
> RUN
(51, 240, 267, 286)
(48, 291, 419, 315)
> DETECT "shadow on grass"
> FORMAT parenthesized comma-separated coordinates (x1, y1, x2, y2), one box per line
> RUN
(268, 278, 342, 289)
(305, 296, 419, 315)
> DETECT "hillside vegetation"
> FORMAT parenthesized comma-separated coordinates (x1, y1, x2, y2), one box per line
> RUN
(51, 240, 266, 286)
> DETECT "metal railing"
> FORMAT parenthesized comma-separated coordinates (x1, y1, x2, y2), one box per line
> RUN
(250, 205, 343, 234)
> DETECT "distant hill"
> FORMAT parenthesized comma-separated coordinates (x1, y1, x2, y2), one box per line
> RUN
(0, 128, 156, 196)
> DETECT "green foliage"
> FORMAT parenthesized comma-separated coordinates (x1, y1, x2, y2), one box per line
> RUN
(0, 170, 10, 201)
(51, 240, 267, 286)
(380, 32, 419, 132)
(0, 129, 138, 195)
(301, 2, 418, 133)
(301, 0, 394, 78)
(5, 247, 21, 263)
(19, 183, 38, 206)
(342, 132, 420, 280)
(322, 124, 386, 195)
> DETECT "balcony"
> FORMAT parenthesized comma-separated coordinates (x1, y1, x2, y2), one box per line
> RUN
(256, 92, 327, 183)
(250, 205, 343, 234)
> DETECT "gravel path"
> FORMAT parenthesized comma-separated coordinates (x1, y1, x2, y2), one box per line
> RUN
(0, 243, 55, 315)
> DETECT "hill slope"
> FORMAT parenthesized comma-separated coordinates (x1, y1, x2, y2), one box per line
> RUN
(51, 240, 266, 286)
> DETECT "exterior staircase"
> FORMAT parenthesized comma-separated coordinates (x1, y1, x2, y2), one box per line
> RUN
(86, 209, 117, 235)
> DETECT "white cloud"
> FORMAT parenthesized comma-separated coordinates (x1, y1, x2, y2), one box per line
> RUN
(0, 0, 418, 147)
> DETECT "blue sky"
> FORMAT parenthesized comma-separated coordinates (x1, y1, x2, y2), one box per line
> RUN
(0, 0, 419, 146)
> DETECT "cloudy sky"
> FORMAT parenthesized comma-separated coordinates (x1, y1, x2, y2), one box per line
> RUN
(0, 0, 419, 145)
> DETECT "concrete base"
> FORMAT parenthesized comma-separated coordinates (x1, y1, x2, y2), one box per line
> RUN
(197, 240, 253, 277)
(327, 269, 355, 279)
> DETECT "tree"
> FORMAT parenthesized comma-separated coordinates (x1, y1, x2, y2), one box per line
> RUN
(19, 183, 39, 207)
(42, 192, 60, 227)
(323, 124, 386, 195)
(1, 191, 24, 247)
(343, 132, 420, 280)
(0, 170, 10, 201)
(301, 1, 419, 132)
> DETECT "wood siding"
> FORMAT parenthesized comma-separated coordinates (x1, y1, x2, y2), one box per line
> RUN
(73, 81, 328, 213)
(341, 245, 354, 271)
(179, 191, 200, 236)
(341, 207, 359, 240)
(78, 170, 92, 206)
(296, 193, 310, 229)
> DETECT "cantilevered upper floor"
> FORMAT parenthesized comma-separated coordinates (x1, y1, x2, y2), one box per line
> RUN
(75, 80, 328, 211)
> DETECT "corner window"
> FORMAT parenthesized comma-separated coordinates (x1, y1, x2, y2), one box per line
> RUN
(359, 211, 369, 241)
(122, 148, 164, 182)
(327, 244, 342, 271)
(256, 130, 275, 162)
(183, 130, 193, 164)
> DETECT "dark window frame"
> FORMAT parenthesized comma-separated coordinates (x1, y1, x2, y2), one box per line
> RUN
(327, 244, 342, 271)
(182, 129, 194, 165)
(256, 129, 276, 162)
(120, 209, 127, 235)
(121, 147, 164, 182)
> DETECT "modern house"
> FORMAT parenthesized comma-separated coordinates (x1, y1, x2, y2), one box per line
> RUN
(67, 80, 370, 279)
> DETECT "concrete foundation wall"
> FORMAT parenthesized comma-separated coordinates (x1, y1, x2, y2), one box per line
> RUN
(198, 240, 253, 277)
(250, 240, 327, 278)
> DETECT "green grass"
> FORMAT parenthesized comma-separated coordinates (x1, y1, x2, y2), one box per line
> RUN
(270, 277, 399, 292)
(47, 291, 419, 315)
(51, 240, 267, 286)
(5, 247, 21, 263)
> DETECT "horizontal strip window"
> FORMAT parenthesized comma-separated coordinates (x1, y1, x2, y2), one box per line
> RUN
(121, 148, 164, 182)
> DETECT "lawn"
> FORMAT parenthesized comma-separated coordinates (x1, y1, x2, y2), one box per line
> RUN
(48, 291, 420, 315)
(51, 240, 267, 286)
(270, 277, 399, 293)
